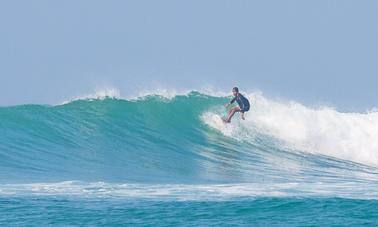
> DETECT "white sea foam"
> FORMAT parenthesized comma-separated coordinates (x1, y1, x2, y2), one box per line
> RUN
(202, 92, 378, 167)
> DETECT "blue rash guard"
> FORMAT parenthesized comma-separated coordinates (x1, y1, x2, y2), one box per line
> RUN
(230, 93, 250, 113)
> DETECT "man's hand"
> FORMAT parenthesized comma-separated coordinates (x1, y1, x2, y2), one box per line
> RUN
(224, 103, 230, 108)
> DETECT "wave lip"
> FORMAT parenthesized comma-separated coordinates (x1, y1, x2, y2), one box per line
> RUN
(60, 87, 122, 105)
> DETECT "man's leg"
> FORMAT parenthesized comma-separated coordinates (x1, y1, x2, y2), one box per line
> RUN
(226, 106, 241, 122)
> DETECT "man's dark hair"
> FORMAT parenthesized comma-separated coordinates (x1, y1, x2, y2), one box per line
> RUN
(232, 87, 239, 92)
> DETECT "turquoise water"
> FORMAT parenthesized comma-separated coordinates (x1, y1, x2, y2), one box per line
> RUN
(1, 92, 378, 226)
(2, 197, 378, 226)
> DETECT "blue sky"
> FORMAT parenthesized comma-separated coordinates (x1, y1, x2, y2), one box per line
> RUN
(1, 0, 377, 110)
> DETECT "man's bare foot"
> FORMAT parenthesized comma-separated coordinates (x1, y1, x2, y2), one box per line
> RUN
(222, 118, 231, 123)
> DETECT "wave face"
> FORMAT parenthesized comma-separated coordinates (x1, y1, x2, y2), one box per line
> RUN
(1, 91, 378, 197)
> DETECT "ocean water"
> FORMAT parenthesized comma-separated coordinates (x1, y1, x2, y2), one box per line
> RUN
(1, 91, 378, 226)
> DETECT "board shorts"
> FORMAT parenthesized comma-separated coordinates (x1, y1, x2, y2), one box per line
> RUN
(240, 106, 250, 113)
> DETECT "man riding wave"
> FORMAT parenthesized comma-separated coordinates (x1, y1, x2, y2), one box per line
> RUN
(224, 87, 250, 123)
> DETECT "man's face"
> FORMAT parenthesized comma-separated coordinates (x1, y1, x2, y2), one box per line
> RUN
(232, 90, 238, 96)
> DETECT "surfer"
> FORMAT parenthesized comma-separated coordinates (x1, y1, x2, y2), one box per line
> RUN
(224, 87, 250, 123)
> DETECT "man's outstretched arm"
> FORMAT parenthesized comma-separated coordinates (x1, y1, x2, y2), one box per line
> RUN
(225, 97, 237, 107)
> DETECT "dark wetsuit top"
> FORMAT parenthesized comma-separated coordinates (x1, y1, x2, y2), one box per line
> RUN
(230, 93, 250, 113)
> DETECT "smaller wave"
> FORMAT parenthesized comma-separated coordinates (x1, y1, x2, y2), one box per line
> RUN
(1, 181, 378, 200)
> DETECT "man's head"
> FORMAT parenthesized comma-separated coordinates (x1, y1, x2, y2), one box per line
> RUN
(232, 87, 239, 96)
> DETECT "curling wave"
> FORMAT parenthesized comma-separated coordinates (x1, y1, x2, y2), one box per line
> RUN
(1, 90, 378, 197)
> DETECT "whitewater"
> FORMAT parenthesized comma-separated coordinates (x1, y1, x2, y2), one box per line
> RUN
(1, 89, 378, 226)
